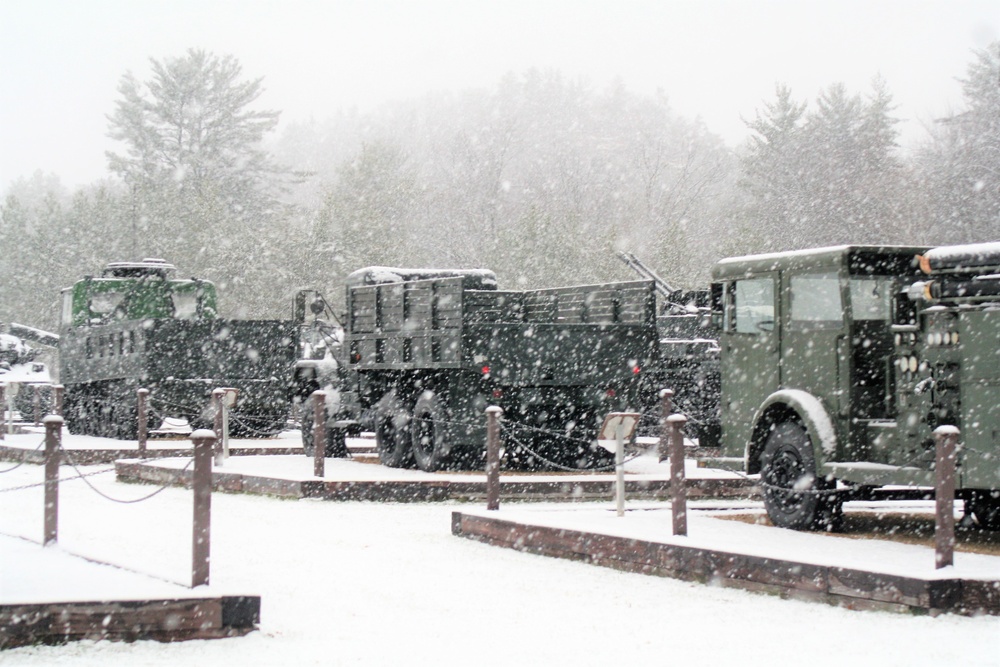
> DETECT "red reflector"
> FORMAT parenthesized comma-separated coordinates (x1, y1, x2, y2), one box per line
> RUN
(482, 365, 491, 375)
(632, 366, 641, 374)
(492, 389, 503, 399)
(606, 388, 616, 398)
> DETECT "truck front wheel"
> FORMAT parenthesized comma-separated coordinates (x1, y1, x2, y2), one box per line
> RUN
(375, 391, 414, 468)
(760, 421, 842, 531)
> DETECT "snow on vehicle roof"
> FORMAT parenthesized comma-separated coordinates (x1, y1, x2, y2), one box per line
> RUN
(102, 258, 176, 278)
(345, 266, 499, 289)
(716, 245, 852, 266)
(713, 245, 927, 279)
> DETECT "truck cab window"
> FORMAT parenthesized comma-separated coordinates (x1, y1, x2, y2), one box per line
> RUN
(171, 291, 200, 319)
(790, 272, 842, 326)
(90, 291, 124, 317)
(850, 278, 891, 320)
(734, 278, 774, 334)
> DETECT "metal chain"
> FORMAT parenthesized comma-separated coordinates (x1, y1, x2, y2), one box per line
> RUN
(151, 396, 288, 438)
(0, 466, 116, 494)
(407, 414, 648, 472)
(639, 407, 703, 427)
(501, 425, 645, 473)
(61, 448, 196, 504)
(501, 419, 601, 447)
(148, 397, 201, 422)
(0, 438, 45, 474)
(227, 413, 286, 437)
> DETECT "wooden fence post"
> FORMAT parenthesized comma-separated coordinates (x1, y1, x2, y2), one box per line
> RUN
(934, 425, 959, 569)
(486, 407, 502, 511)
(191, 429, 215, 588)
(137, 388, 149, 457)
(658, 389, 674, 462)
(313, 391, 327, 478)
(668, 413, 688, 536)
(43, 415, 63, 546)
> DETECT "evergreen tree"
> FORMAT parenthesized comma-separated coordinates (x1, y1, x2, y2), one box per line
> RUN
(740, 80, 904, 249)
(924, 42, 1000, 241)
(739, 84, 808, 250)
(105, 49, 295, 312)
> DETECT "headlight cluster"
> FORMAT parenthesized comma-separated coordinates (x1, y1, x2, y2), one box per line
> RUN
(894, 332, 919, 346)
(925, 331, 960, 346)
(896, 355, 920, 373)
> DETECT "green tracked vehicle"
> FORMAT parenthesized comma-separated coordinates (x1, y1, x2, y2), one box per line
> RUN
(293, 267, 660, 471)
(59, 259, 297, 438)
(706, 243, 1000, 530)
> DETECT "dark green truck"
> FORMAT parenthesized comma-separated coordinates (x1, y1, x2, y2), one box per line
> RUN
(59, 259, 296, 438)
(294, 267, 659, 471)
(706, 244, 1000, 530)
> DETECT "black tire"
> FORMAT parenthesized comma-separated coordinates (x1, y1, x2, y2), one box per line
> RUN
(411, 391, 454, 472)
(374, 390, 413, 468)
(760, 421, 842, 531)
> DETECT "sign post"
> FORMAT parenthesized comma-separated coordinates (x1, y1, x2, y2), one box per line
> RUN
(216, 387, 240, 461)
(4, 383, 17, 436)
(598, 412, 641, 517)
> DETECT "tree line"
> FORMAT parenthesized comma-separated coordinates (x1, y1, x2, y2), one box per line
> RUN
(2, 45, 998, 331)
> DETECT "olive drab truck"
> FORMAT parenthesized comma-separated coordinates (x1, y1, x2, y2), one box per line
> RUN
(293, 267, 660, 471)
(705, 243, 1000, 531)
(58, 259, 297, 438)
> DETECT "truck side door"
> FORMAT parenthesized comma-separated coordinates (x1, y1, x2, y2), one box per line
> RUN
(780, 271, 848, 445)
(719, 274, 780, 456)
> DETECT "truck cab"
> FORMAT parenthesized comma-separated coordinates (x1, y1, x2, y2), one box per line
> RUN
(60, 258, 218, 327)
(708, 246, 927, 529)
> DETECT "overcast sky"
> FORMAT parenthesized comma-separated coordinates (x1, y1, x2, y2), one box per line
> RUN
(1, 0, 998, 190)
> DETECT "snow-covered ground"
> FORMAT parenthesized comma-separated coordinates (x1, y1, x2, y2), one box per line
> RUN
(1, 430, 998, 666)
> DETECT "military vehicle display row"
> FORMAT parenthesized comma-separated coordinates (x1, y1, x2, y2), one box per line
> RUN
(50, 242, 1000, 530)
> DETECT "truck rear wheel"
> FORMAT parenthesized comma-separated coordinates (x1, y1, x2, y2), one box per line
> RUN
(411, 391, 451, 472)
(375, 391, 413, 468)
(760, 421, 842, 531)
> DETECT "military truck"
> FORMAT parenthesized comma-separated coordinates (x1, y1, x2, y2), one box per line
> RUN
(59, 259, 297, 438)
(293, 267, 659, 471)
(706, 243, 1000, 531)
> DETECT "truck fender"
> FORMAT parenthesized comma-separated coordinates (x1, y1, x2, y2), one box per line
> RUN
(746, 389, 838, 474)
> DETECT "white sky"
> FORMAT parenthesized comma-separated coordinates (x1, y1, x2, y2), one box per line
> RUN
(1, 0, 998, 189)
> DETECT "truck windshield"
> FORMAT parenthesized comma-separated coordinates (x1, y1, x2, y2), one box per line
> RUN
(90, 291, 124, 315)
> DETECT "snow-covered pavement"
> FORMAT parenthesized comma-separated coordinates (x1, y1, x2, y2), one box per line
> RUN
(1, 433, 998, 665)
